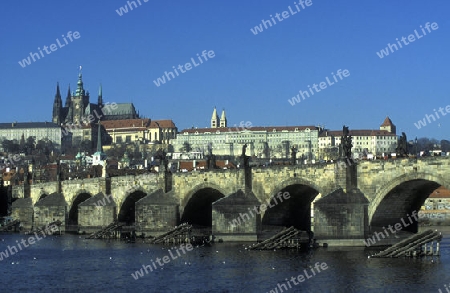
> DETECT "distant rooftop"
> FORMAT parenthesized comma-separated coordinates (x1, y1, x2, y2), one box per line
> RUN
(0, 122, 60, 129)
(180, 125, 319, 134)
(320, 129, 397, 137)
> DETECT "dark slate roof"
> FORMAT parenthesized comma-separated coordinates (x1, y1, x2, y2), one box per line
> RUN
(136, 189, 178, 205)
(104, 103, 136, 116)
(35, 192, 67, 206)
(0, 122, 60, 129)
(11, 197, 33, 208)
(79, 192, 116, 206)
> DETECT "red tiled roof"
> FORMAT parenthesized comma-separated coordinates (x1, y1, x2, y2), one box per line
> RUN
(216, 160, 236, 169)
(149, 120, 176, 128)
(178, 160, 235, 171)
(179, 161, 207, 171)
(2, 171, 16, 181)
(429, 186, 450, 198)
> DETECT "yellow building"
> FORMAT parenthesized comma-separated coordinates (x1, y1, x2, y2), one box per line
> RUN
(101, 118, 177, 146)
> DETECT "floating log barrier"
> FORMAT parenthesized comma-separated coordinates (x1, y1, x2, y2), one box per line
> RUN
(86, 221, 123, 239)
(248, 226, 311, 250)
(370, 229, 442, 258)
(150, 223, 193, 244)
(0, 220, 20, 232)
(24, 220, 63, 235)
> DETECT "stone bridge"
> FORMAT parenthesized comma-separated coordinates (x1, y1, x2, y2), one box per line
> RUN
(11, 157, 450, 244)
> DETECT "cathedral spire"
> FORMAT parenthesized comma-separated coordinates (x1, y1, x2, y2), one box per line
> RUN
(52, 82, 62, 124)
(55, 82, 61, 100)
(98, 83, 103, 108)
(75, 66, 84, 96)
(65, 84, 71, 107)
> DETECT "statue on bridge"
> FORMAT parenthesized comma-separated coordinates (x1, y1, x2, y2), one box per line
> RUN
(291, 146, 297, 165)
(241, 144, 250, 168)
(341, 125, 353, 160)
(206, 143, 216, 170)
(396, 132, 408, 157)
(154, 148, 169, 172)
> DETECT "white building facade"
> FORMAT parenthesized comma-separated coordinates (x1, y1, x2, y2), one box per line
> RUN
(318, 117, 398, 159)
(0, 122, 61, 148)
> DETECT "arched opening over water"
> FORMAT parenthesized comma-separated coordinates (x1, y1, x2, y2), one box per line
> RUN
(181, 188, 224, 228)
(68, 193, 91, 225)
(118, 190, 147, 225)
(38, 193, 49, 201)
(371, 179, 441, 233)
(262, 184, 319, 231)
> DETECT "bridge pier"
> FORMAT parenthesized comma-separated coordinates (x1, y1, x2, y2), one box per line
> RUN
(11, 198, 33, 231)
(135, 189, 179, 236)
(314, 188, 369, 246)
(212, 189, 260, 241)
(78, 192, 117, 234)
(33, 193, 67, 233)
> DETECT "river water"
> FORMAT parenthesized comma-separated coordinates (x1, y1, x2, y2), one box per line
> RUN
(1, 226, 449, 292)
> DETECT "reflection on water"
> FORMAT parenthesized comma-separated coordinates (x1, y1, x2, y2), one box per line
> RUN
(0, 226, 449, 292)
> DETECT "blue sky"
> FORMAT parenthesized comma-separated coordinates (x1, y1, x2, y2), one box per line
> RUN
(1, 0, 449, 140)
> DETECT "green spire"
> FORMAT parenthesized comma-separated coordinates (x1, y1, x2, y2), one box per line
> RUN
(75, 67, 84, 96)
(98, 83, 103, 106)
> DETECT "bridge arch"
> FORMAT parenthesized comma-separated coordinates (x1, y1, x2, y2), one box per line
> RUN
(262, 177, 321, 231)
(181, 183, 230, 211)
(181, 184, 226, 228)
(117, 188, 147, 225)
(266, 177, 322, 204)
(369, 172, 448, 232)
(68, 190, 92, 226)
(37, 192, 49, 202)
